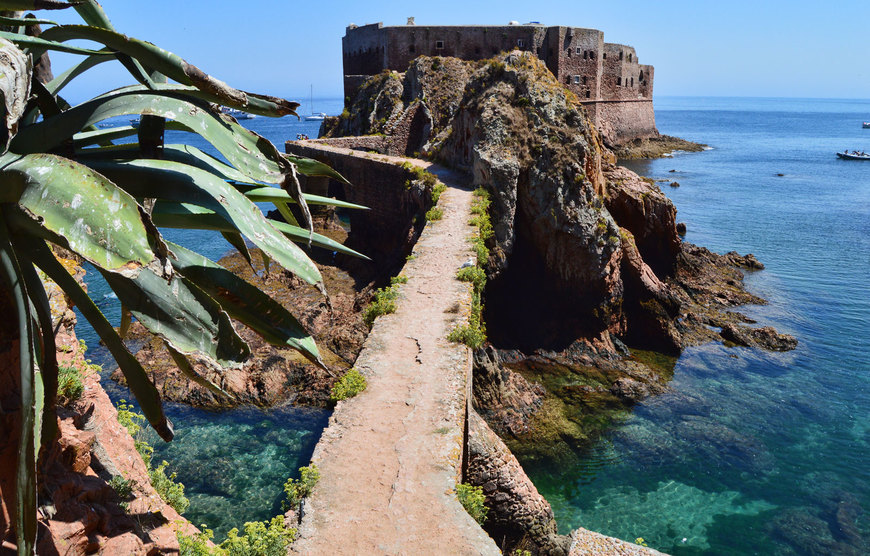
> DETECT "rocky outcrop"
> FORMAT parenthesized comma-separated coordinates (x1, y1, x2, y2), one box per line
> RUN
(467, 410, 570, 556)
(116, 247, 369, 409)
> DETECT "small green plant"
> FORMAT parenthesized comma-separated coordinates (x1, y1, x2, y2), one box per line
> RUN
(456, 483, 488, 525)
(109, 476, 136, 501)
(57, 365, 85, 405)
(456, 266, 486, 291)
(363, 285, 400, 326)
(425, 207, 444, 221)
(151, 460, 190, 514)
(447, 322, 486, 349)
(390, 275, 408, 285)
(516, 96, 530, 107)
(177, 527, 217, 556)
(283, 465, 321, 510)
(219, 517, 296, 556)
(431, 182, 447, 204)
(115, 400, 189, 514)
(330, 369, 368, 402)
(635, 537, 649, 547)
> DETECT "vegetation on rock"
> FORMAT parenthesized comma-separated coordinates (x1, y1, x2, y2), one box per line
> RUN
(329, 368, 367, 402)
(456, 483, 488, 525)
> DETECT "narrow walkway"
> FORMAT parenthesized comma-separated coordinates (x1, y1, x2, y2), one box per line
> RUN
(291, 153, 499, 555)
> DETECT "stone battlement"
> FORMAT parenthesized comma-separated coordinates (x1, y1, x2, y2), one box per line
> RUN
(342, 21, 658, 144)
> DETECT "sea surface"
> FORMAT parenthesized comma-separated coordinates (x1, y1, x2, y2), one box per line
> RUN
(74, 96, 870, 551)
(526, 97, 870, 555)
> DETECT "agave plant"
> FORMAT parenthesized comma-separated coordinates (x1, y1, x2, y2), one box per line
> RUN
(0, 1, 363, 553)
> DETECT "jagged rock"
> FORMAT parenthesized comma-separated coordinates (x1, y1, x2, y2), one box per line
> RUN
(720, 323, 798, 351)
(466, 410, 570, 556)
(676, 222, 687, 236)
(669, 181, 680, 188)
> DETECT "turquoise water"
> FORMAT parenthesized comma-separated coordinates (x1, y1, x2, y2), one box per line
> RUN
(528, 97, 870, 555)
(75, 99, 343, 539)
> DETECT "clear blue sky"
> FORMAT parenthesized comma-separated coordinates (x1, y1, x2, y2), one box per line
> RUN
(49, 0, 868, 104)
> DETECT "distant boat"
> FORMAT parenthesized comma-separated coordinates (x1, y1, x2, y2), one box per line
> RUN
(304, 85, 327, 120)
(863, 122, 870, 129)
(130, 117, 140, 128)
(221, 106, 255, 120)
(837, 151, 870, 160)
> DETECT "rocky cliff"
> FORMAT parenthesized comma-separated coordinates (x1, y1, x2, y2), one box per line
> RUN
(325, 51, 796, 466)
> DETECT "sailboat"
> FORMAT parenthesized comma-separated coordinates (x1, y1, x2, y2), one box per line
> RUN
(304, 85, 327, 121)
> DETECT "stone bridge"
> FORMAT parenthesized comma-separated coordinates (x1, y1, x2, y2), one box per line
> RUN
(285, 139, 500, 555)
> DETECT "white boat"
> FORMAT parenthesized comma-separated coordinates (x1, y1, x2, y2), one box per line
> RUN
(129, 117, 140, 128)
(863, 122, 870, 129)
(221, 106, 255, 120)
(304, 85, 327, 120)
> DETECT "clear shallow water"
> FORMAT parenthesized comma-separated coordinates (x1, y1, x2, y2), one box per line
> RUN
(74, 98, 343, 539)
(528, 97, 870, 555)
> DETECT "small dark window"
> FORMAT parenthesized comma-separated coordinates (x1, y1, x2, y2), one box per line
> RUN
(517, 39, 525, 48)
(586, 91, 591, 98)
(582, 75, 587, 85)
(602, 52, 606, 59)
(629, 53, 633, 62)
(639, 70, 644, 81)
(573, 75, 581, 85)
(617, 77, 621, 86)
(619, 51, 623, 60)
(631, 77, 634, 86)
(577, 47, 583, 56)
(566, 76, 572, 84)
(409, 44, 415, 53)
(435, 40, 444, 49)
(590, 50, 595, 59)
(583, 50, 588, 59)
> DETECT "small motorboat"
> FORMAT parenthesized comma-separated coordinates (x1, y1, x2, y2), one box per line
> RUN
(220, 106, 255, 120)
(837, 151, 870, 160)
(863, 122, 870, 128)
(304, 112, 328, 121)
(129, 117, 140, 128)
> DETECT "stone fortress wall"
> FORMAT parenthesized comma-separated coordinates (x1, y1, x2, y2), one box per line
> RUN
(342, 20, 658, 145)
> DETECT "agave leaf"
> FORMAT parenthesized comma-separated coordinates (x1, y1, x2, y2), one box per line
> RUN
(0, 220, 38, 556)
(220, 230, 253, 267)
(167, 241, 323, 365)
(151, 202, 367, 259)
(99, 265, 251, 368)
(14, 240, 59, 448)
(46, 48, 113, 95)
(0, 30, 111, 56)
(72, 125, 138, 148)
(0, 153, 156, 271)
(38, 25, 298, 116)
(25, 236, 174, 441)
(12, 90, 291, 185)
(0, 0, 77, 9)
(0, 15, 59, 26)
(83, 158, 322, 285)
(165, 343, 236, 401)
(118, 304, 132, 339)
(240, 185, 368, 210)
(284, 154, 351, 185)
(273, 200, 300, 227)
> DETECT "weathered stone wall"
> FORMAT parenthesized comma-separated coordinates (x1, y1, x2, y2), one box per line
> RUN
(285, 141, 430, 267)
(550, 27, 604, 102)
(596, 99, 658, 145)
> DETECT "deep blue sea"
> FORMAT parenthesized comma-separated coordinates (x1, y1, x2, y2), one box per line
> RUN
(76, 96, 870, 551)
(527, 97, 870, 555)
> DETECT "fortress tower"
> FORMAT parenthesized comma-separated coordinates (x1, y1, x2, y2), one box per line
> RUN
(341, 21, 658, 146)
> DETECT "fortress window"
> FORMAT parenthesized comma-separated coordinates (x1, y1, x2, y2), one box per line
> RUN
(602, 52, 606, 59)
(629, 53, 633, 62)
(409, 44, 415, 53)
(586, 91, 591, 98)
(573, 75, 581, 84)
(617, 77, 621, 86)
(639, 70, 644, 81)
(435, 40, 444, 49)
(619, 51, 623, 60)
(517, 39, 525, 48)
(583, 75, 588, 85)
(575, 46, 581, 55)
(631, 77, 634, 86)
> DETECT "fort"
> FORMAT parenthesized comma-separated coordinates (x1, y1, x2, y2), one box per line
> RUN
(342, 20, 658, 146)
